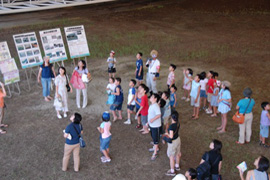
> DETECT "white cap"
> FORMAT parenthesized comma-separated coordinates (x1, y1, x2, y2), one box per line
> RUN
(172, 174, 187, 180)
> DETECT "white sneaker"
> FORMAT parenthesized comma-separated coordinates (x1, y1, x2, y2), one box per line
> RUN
(82, 105, 87, 108)
(181, 97, 186, 100)
(101, 158, 111, 163)
(57, 114, 62, 119)
(206, 110, 212, 114)
(64, 113, 67, 118)
(77, 106, 81, 109)
(135, 115, 138, 120)
(185, 98, 190, 102)
(124, 119, 131, 125)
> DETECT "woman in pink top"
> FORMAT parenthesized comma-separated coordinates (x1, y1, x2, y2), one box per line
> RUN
(97, 111, 112, 163)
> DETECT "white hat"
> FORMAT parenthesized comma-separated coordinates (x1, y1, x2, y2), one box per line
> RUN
(172, 174, 187, 180)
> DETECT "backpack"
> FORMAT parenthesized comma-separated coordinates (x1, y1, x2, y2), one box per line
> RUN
(196, 152, 211, 180)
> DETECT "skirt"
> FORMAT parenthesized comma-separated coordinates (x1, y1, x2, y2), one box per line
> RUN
(218, 102, 231, 114)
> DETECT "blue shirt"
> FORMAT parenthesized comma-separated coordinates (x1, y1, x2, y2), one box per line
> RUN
(136, 59, 143, 75)
(65, 123, 83, 145)
(115, 85, 124, 103)
(40, 64, 53, 78)
(136, 97, 141, 109)
(237, 98, 255, 114)
(170, 92, 176, 106)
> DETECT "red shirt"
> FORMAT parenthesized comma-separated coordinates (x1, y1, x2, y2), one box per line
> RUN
(140, 95, 149, 116)
(207, 79, 216, 93)
(0, 90, 4, 108)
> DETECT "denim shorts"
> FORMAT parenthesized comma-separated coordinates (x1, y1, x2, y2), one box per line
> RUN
(200, 90, 207, 98)
(100, 135, 112, 151)
(127, 105, 135, 111)
(260, 125, 269, 138)
(150, 127, 160, 145)
(141, 115, 148, 125)
(110, 102, 122, 111)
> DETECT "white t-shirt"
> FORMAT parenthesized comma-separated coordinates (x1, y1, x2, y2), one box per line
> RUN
(107, 57, 116, 68)
(107, 83, 116, 93)
(148, 103, 161, 128)
(200, 78, 208, 91)
(127, 87, 136, 105)
(147, 59, 160, 73)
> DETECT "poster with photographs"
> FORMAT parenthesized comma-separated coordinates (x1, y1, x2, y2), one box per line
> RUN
(64, 25, 90, 59)
(3, 70, 20, 85)
(0, 58, 18, 74)
(13, 32, 43, 69)
(39, 28, 67, 63)
(0, 41, 11, 61)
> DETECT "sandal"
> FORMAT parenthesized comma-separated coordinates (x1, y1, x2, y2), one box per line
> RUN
(151, 154, 158, 161)
(0, 129, 6, 134)
(136, 124, 142, 129)
(236, 141, 244, 145)
(0, 124, 8, 128)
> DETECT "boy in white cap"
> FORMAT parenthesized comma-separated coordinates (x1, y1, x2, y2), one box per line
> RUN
(107, 50, 116, 78)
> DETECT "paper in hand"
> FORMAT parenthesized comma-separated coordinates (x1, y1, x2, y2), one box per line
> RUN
(237, 161, 247, 172)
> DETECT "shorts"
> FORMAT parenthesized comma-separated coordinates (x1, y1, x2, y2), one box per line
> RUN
(100, 135, 112, 151)
(150, 127, 160, 145)
(136, 73, 143, 81)
(108, 67, 116, 73)
(136, 107, 141, 117)
(163, 116, 171, 125)
(260, 125, 269, 138)
(200, 90, 207, 98)
(141, 115, 148, 125)
(127, 105, 135, 111)
(167, 137, 181, 157)
(191, 96, 200, 107)
(207, 93, 213, 102)
(183, 84, 191, 91)
(110, 102, 122, 111)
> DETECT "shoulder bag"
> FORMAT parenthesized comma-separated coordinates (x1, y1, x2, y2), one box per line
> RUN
(65, 75, 71, 92)
(73, 124, 86, 148)
(232, 99, 251, 124)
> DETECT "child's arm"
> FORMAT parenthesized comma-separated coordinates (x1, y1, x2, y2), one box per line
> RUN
(112, 87, 120, 96)
(168, 129, 174, 139)
(136, 106, 143, 116)
(37, 67, 42, 83)
(97, 127, 104, 134)
(266, 112, 270, 120)
(0, 82, 6, 97)
(138, 64, 142, 76)
(173, 94, 177, 108)
(150, 114, 161, 123)
(213, 89, 219, 96)
(129, 95, 135, 106)
(195, 86, 201, 103)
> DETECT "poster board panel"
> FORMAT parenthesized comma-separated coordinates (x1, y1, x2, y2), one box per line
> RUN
(0, 41, 12, 61)
(64, 25, 90, 59)
(13, 32, 43, 69)
(0, 58, 18, 74)
(3, 70, 20, 85)
(39, 28, 68, 63)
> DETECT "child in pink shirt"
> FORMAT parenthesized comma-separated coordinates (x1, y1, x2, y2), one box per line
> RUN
(167, 64, 176, 92)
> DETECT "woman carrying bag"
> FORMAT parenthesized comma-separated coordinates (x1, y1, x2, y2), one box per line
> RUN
(235, 88, 255, 145)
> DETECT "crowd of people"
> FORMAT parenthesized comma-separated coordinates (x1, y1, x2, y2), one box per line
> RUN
(0, 49, 269, 179)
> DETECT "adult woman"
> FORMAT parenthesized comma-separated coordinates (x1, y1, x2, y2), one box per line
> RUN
(72, 60, 88, 108)
(165, 111, 181, 177)
(54, 66, 73, 119)
(37, 56, 56, 101)
(239, 156, 269, 180)
(217, 81, 231, 133)
(200, 139, 223, 180)
(236, 88, 255, 144)
(62, 113, 83, 172)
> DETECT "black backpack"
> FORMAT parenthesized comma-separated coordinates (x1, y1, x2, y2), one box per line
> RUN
(196, 152, 211, 180)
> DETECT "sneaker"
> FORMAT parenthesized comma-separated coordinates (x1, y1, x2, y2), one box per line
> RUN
(181, 97, 186, 100)
(100, 156, 106, 160)
(175, 166, 180, 171)
(206, 110, 213, 114)
(135, 115, 138, 120)
(57, 114, 62, 119)
(165, 170, 176, 176)
(185, 98, 190, 102)
(124, 119, 131, 125)
(203, 106, 207, 110)
(136, 124, 142, 129)
(148, 147, 159, 152)
(101, 158, 111, 163)
(77, 106, 81, 109)
(82, 105, 87, 109)
(64, 113, 67, 118)
(151, 154, 158, 161)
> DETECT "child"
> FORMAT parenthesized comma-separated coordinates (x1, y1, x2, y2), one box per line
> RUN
(185, 168, 197, 180)
(110, 77, 124, 122)
(148, 93, 162, 161)
(199, 71, 208, 110)
(182, 68, 193, 102)
(124, 79, 136, 125)
(106, 77, 116, 105)
(167, 64, 176, 92)
(136, 84, 149, 134)
(260, 102, 270, 147)
(135, 89, 143, 128)
(206, 71, 215, 114)
(97, 111, 112, 163)
(135, 52, 144, 85)
(0, 82, 7, 134)
(159, 98, 166, 135)
(107, 50, 116, 78)
(162, 91, 171, 133)
(190, 74, 201, 119)
(170, 85, 177, 113)
(210, 82, 219, 117)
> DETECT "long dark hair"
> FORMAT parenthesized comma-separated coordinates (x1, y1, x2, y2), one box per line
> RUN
(58, 66, 66, 75)
(77, 60, 86, 70)
(257, 156, 269, 172)
(212, 139, 222, 154)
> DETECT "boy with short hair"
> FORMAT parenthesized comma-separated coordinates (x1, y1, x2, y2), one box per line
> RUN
(170, 85, 177, 113)
(147, 93, 162, 161)
(136, 84, 149, 134)
(162, 91, 171, 133)
(107, 50, 116, 78)
(185, 168, 197, 180)
(167, 64, 176, 92)
(260, 102, 270, 147)
(135, 52, 144, 86)
(0, 82, 7, 134)
(124, 79, 136, 125)
(110, 77, 124, 122)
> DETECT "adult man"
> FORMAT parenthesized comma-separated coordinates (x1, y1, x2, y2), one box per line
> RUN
(146, 50, 160, 97)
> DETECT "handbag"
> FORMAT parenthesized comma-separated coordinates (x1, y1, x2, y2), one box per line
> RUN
(73, 124, 86, 148)
(65, 75, 71, 92)
(232, 99, 251, 124)
(81, 73, 89, 83)
(162, 123, 179, 144)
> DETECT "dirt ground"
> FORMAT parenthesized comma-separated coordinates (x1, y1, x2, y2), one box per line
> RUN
(0, 0, 270, 179)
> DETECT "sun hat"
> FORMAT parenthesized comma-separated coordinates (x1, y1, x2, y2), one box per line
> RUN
(243, 87, 252, 97)
(150, 50, 158, 58)
(172, 174, 187, 180)
(102, 111, 110, 121)
(222, 81, 231, 88)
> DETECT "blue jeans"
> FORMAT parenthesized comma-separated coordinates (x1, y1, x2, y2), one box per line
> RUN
(100, 135, 112, 151)
(41, 78, 51, 97)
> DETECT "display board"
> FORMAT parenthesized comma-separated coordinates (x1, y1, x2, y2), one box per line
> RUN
(64, 25, 90, 59)
(0, 58, 18, 74)
(3, 70, 20, 85)
(13, 32, 43, 69)
(39, 28, 67, 63)
(0, 41, 11, 61)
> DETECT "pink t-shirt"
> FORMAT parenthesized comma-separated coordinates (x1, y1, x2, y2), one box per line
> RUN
(167, 71, 175, 86)
(100, 121, 111, 139)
